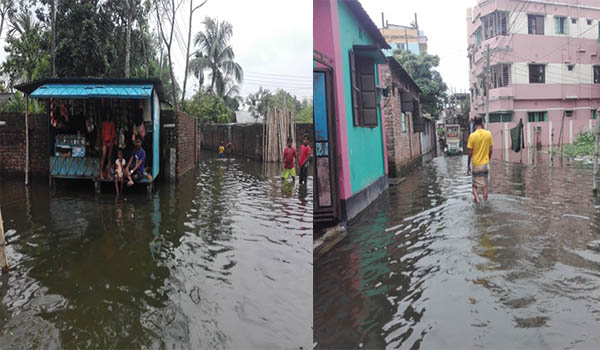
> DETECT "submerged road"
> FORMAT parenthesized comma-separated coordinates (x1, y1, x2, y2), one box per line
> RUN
(315, 152, 600, 349)
(0, 151, 312, 349)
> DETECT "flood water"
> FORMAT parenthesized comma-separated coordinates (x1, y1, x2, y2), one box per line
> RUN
(0, 152, 312, 349)
(315, 151, 600, 349)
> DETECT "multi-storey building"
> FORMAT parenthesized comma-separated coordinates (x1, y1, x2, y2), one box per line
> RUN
(467, 0, 600, 149)
(380, 14, 428, 56)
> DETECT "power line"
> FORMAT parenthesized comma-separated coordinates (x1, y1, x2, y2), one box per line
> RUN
(244, 71, 312, 79)
(244, 74, 312, 83)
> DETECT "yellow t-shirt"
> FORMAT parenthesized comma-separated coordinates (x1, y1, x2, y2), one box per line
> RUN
(467, 129, 493, 166)
(218, 146, 225, 154)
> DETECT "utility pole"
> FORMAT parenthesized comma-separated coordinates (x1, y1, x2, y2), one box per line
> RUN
(404, 29, 409, 51)
(485, 44, 490, 129)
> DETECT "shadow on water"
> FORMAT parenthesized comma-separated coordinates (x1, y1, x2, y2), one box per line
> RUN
(0, 151, 312, 349)
(314, 151, 600, 349)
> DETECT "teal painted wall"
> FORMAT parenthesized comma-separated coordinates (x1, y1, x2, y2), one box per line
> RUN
(337, 1, 386, 195)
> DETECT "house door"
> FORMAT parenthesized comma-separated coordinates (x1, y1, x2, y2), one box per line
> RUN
(313, 69, 339, 223)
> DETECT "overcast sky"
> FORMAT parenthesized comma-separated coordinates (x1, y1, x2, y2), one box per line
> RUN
(362, 0, 476, 93)
(167, 0, 312, 101)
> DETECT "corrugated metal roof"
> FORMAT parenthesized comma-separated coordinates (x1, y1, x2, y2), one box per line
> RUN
(14, 77, 168, 103)
(30, 84, 154, 99)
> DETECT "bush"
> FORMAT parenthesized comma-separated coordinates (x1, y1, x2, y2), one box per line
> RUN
(562, 131, 595, 157)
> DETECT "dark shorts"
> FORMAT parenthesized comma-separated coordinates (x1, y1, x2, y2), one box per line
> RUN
(300, 161, 309, 183)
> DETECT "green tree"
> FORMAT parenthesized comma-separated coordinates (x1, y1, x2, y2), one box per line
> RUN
(246, 86, 271, 121)
(185, 91, 230, 124)
(2, 91, 46, 113)
(2, 8, 50, 86)
(296, 98, 313, 124)
(393, 50, 448, 119)
(190, 17, 243, 94)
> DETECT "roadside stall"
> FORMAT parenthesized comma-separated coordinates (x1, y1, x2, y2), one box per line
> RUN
(15, 78, 166, 192)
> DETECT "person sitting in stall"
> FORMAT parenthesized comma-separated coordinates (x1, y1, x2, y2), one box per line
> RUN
(126, 135, 146, 186)
(114, 149, 127, 195)
(100, 113, 116, 179)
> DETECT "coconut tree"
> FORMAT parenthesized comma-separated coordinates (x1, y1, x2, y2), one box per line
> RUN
(190, 17, 243, 95)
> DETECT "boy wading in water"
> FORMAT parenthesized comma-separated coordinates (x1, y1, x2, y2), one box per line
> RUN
(282, 137, 297, 182)
(298, 134, 312, 184)
(467, 116, 493, 203)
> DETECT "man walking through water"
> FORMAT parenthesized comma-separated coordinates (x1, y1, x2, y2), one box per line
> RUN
(467, 116, 493, 202)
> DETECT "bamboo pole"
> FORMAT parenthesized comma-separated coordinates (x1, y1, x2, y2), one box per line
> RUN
(0, 209, 8, 272)
(593, 121, 599, 195)
(25, 94, 29, 186)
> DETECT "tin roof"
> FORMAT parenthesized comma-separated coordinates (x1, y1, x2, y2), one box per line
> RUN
(30, 84, 154, 99)
(14, 77, 168, 102)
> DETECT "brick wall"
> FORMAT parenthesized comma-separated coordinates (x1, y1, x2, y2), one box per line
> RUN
(1, 110, 202, 180)
(380, 64, 423, 177)
(201, 123, 314, 161)
(0, 112, 49, 175)
(175, 111, 199, 178)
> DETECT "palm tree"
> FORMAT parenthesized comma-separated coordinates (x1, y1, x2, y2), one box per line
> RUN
(190, 17, 243, 95)
(217, 81, 243, 117)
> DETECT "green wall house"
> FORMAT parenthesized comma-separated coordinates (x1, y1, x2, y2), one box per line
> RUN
(314, 0, 391, 223)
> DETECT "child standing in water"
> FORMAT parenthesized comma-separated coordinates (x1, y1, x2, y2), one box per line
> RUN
(218, 140, 225, 158)
(282, 137, 297, 182)
(114, 149, 127, 195)
(298, 134, 312, 184)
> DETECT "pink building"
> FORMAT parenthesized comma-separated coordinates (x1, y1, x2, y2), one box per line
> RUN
(467, 0, 600, 148)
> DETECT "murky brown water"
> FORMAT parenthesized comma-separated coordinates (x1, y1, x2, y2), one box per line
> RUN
(314, 151, 600, 349)
(0, 152, 312, 349)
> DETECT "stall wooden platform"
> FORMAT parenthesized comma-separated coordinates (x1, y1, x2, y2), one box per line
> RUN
(50, 156, 155, 193)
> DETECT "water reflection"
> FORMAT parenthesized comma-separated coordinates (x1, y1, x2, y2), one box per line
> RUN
(314, 154, 600, 349)
(0, 151, 312, 349)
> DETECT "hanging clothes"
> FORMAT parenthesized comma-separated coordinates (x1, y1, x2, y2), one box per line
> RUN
(511, 118, 525, 153)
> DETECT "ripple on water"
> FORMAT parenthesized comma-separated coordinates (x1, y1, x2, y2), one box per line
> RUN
(315, 155, 600, 349)
(0, 153, 312, 349)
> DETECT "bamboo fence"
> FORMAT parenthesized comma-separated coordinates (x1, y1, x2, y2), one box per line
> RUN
(263, 106, 296, 162)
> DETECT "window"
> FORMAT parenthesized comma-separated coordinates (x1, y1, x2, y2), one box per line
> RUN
(401, 113, 407, 132)
(567, 64, 575, 71)
(528, 14, 545, 35)
(588, 19, 593, 25)
(491, 64, 511, 88)
(475, 28, 482, 47)
(571, 18, 577, 24)
(555, 16, 568, 34)
(594, 66, 600, 83)
(349, 50, 378, 127)
(529, 64, 546, 83)
(489, 113, 513, 123)
(527, 111, 548, 122)
(482, 11, 509, 40)
(565, 110, 573, 117)
(592, 109, 598, 120)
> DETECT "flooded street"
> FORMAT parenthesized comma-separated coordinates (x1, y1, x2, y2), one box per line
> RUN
(0, 152, 312, 349)
(315, 152, 600, 349)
